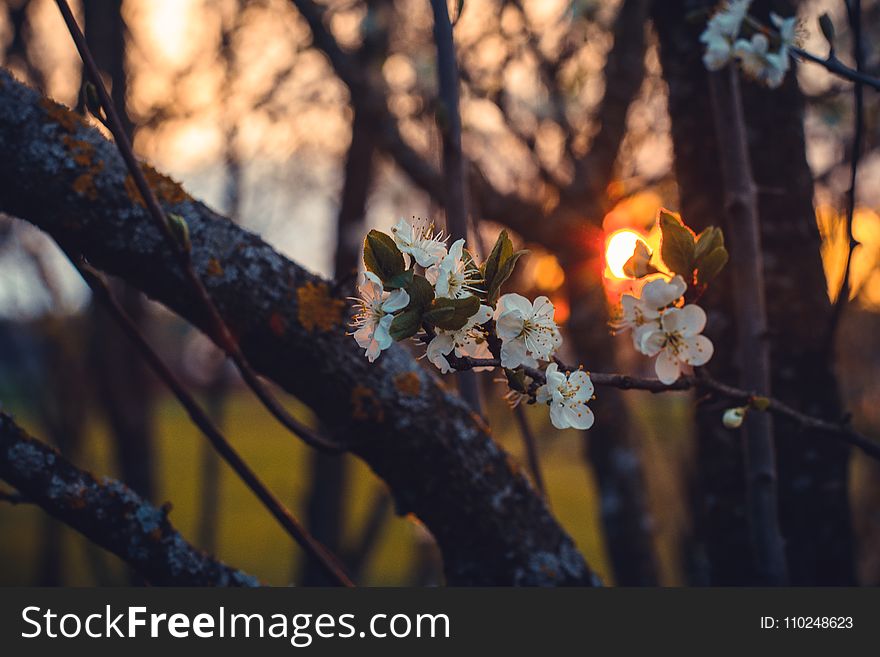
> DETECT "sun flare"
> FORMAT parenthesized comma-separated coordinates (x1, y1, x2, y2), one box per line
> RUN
(605, 230, 649, 279)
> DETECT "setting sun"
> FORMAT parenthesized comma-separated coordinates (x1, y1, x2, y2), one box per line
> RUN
(605, 229, 649, 279)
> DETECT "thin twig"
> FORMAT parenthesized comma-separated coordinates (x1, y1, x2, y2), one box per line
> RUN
(53, 0, 341, 454)
(429, 0, 481, 415)
(513, 405, 547, 498)
(76, 260, 354, 587)
(826, 0, 865, 351)
(448, 355, 880, 462)
(790, 45, 880, 91)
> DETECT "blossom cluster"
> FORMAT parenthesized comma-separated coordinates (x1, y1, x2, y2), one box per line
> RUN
(351, 218, 592, 430)
(700, 0, 797, 88)
(613, 275, 714, 384)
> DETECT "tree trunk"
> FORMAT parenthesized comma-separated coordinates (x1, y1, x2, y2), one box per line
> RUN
(653, 0, 854, 585)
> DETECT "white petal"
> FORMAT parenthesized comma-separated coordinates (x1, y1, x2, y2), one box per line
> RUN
(382, 288, 410, 313)
(536, 384, 552, 404)
(679, 335, 714, 366)
(353, 325, 374, 349)
(568, 370, 594, 400)
(500, 338, 528, 369)
(365, 338, 382, 362)
(496, 311, 525, 340)
(563, 403, 594, 430)
(673, 304, 707, 337)
(427, 335, 455, 373)
(495, 293, 532, 319)
(655, 347, 682, 384)
(641, 275, 686, 310)
(549, 402, 570, 430)
(639, 329, 666, 357)
(531, 296, 556, 321)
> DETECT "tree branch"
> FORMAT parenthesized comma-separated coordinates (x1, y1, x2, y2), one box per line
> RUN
(448, 356, 880, 461)
(0, 69, 595, 586)
(77, 261, 353, 586)
(0, 413, 259, 586)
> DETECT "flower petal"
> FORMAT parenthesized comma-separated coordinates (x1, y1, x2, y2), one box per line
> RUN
(568, 370, 594, 400)
(654, 347, 682, 384)
(382, 288, 410, 313)
(679, 335, 714, 366)
(638, 329, 666, 357)
(500, 337, 528, 369)
(496, 293, 533, 319)
(563, 403, 594, 430)
(672, 304, 707, 337)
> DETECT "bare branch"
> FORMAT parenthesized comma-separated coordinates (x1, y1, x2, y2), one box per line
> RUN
(0, 413, 259, 586)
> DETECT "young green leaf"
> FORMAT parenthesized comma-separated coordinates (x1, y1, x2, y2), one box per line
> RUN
(487, 250, 527, 305)
(384, 268, 414, 290)
(364, 230, 405, 281)
(696, 246, 729, 286)
(481, 230, 514, 291)
(694, 226, 724, 263)
(389, 309, 422, 341)
(659, 211, 696, 278)
(424, 295, 481, 331)
(405, 274, 435, 311)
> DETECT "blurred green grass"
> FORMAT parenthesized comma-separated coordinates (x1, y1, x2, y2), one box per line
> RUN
(1, 388, 662, 586)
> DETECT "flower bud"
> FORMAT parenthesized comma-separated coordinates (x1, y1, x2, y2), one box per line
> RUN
(723, 406, 747, 429)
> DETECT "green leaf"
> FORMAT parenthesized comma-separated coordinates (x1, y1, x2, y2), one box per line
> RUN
(405, 274, 435, 311)
(424, 295, 481, 331)
(389, 309, 422, 341)
(363, 230, 405, 281)
(384, 268, 414, 290)
(694, 226, 724, 263)
(487, 250, 527, 305)
(481, 230, 514, 291)
(696, 247, 729, 286)
(659, 211, 696, 278)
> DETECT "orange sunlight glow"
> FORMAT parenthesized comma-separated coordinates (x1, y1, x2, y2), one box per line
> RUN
(605, 229, 649, 279)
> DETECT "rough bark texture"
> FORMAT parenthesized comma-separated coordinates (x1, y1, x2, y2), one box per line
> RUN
(0, 68, 597, 586)
(0, 412, 258, 586)
(654, 0, 854, 585)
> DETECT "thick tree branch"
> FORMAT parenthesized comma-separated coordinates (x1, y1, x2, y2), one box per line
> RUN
(0, 413, 259, 586)
(0, 69, 595, 586)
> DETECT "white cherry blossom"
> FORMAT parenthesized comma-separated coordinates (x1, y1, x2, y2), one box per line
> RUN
(638, 305, 714, 384)
(770, 12, 797, 51)
(612, 275, 687, 349)
(426, 238, 482, 299)
(700, 0, 752, 70)
(536, 363, 595, 430)
(351, 272, 410, 362)
(733, 33, 789, 88)
(495, 294, 562, 369)
(426, 305, 493, 374)
(390, 218, 447, 268)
